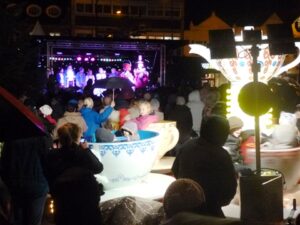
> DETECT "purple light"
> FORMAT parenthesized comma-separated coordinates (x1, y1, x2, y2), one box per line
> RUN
(84, 57, 89, 61)
(90, 57, 95, 62)
(86, 53, 92, 56)
(76, 56, 82, 61)
(56, 51, 63, 55)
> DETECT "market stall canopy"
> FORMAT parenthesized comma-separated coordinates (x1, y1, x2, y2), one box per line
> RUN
(0, 86, 46, 142)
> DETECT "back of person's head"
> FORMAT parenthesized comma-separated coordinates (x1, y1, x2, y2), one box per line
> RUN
(115, 98, 129, 110)
(57, 123, 81, 147)
(103, 95, 112, 106)
(176, 96, 186, 106)
(83, 97, 94, 108)
(143, 92, 152, 101)
(66, 99, 78, 112)
(203, 88, 220, 107)
(200, 116, 229, 146)
(188, 90, 200, 102)
(163, 178, 206, 219)
(211, 101, 227, 118)
(150, 98, 160, 111)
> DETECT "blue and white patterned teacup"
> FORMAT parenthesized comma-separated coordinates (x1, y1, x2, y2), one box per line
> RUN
(90, 130, 160, 190)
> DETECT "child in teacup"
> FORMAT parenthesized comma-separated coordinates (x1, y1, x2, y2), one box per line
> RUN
(131, 100, 159, 130)
(114, 121, 140, 142)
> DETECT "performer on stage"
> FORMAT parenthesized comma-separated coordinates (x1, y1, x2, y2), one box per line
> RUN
(56, 68, 66, 88)
(108, 68, 119, 78)
(133, 55, 149, 88)
(85, 68, 95, 85)
(75, 67, 86, 89)
(120, 61, 135, 85)
(65, 65, 75, 88)
(95, 67, 107, 80)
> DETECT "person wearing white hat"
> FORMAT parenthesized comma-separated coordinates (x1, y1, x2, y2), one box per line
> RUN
(224, 116, 244, 164)
(39, 104, 57, 133)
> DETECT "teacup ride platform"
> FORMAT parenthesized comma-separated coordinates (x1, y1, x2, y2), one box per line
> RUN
(90, 128, 178, 202)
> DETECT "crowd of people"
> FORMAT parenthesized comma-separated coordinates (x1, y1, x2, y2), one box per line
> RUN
(1, 73, 300, 225)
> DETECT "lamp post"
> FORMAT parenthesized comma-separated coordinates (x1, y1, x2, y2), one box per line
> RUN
(250, 42, 262, 175)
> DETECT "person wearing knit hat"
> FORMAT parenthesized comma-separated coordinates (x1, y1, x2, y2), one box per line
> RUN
(39, 104, 53, 117)
(163, 178, 206, 219)
(121, 121, 140, 141)
(224, 116, 246, 170)
(39, 104, 57, 133)
(228, 116, 243, 133)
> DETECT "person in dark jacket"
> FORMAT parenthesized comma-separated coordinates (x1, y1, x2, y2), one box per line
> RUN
(45, 122, 103, 225)
(0, 176, 11, 225)
(172, 116, 237, 218)
(0, 135, 52, 225)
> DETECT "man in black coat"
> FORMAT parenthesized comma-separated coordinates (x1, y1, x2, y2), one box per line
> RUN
(172, 116, 237, 218)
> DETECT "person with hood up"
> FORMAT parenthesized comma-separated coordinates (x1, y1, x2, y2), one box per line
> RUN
(186, 90, 204, 136)
(172, 116, 237, 218)
(80, 97, 114, 142)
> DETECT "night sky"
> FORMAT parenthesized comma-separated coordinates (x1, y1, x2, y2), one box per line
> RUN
(185, 0, 300, 27)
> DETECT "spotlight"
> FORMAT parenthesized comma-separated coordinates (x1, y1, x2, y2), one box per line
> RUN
(76, 56, 82, 61)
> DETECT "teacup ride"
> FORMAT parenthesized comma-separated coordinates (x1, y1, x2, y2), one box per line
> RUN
(90, 130, 160, 190)
(89, 121, 179, 201)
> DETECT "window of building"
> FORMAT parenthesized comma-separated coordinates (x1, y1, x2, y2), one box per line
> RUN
(139, 6, 147, 16)
(121, 6, 128, 15)
(113, 5, 121, 14)
(165, 8, 180, 17)
(96, 4, 102, 14)
(103, 5, 111, 14)
(85, 4, 93, 13)
(76, 3, 84, 13)
(130, 6, 139, 15)
(148, 9, 163, 17)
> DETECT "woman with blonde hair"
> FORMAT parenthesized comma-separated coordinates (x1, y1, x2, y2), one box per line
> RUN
(46, 122, 104, 225)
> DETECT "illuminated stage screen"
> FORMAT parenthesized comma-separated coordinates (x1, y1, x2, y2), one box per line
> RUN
(44, 40, 166, 88)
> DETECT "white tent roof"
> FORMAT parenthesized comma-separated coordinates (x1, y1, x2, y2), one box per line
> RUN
(30, 20, 45, 36)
